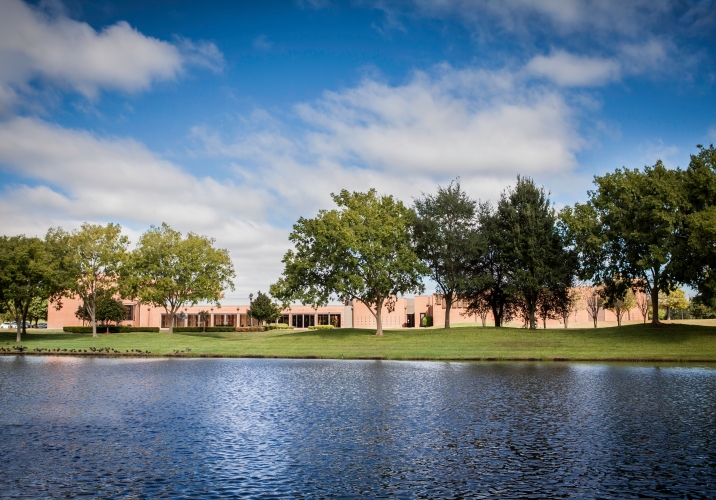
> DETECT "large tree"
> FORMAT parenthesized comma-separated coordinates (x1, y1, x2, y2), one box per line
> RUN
(412, 179, 477, 328)
(496, 177, 577, 330)
(463, 201, 515, 327)
(49, 223, 129, 338)
(270, 189, 427, 336)
(0, 236, 64, 342)
(561, 161, 684, 325)
(676, 144, 716, 304)
(127, 223, 235, 334)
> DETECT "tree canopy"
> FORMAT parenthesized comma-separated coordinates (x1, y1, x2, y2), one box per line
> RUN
(270, 189, 427, 336)
(412, 179, 477, 328)
(248, 291, 282, 325)
(126, 223, 235, 334)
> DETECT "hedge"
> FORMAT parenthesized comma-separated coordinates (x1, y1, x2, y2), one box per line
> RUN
(173, 327, 237, 333)
(234, 327, 265, 332)
(308, 325, 335, 330)
(264, 324, 294, 330)
(63, 326, 160, 333)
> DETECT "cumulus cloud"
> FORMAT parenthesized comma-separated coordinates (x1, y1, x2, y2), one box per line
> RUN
(0, 117, 287, 296)
(191, 64, 590, 217)
(525, 51, 621, 87)
(0, 0, 223, 107)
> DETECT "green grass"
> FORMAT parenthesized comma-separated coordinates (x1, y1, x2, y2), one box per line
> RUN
(3, 322, 716, 361)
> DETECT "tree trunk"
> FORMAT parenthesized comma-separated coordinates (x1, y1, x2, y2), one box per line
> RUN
(492, 304, 501, 328)
(15, 310, 22, 343)
(444, 294, 452, 329)
(650, 286, 660, 325)
(529, 302, 537, 330)
(375, 301, 384, 336)
(169, 311, 174, 334)
(563, 313, 569, 328)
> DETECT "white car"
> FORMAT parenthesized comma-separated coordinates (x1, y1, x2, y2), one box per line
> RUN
(0, 322, 13, 329)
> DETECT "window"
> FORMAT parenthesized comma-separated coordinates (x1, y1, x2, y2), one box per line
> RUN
(278, 315, 290, 325)
(214, 314, 236, 327)
(318, 314, 330, 325)
(123, 305, 134, 321)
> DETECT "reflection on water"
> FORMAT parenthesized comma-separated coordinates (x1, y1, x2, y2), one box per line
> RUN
(1, 357, 715, 498)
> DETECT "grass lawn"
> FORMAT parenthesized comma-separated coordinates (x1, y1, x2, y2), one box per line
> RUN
(3, 322, 716, 361)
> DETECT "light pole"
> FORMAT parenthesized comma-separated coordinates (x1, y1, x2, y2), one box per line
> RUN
(249, 293, 254, 326)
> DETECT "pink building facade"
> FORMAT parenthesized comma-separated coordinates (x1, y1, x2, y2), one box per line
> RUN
(48, 291, 646, 330)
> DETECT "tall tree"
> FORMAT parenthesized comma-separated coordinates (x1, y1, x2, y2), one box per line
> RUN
(676, 145, 716, 304)
(561, 161, 684, 325)
(0, 236, 64, 342)
(496, 177, 577, 330)
(270, 189, 427, 336)
(463, 202, 515, 327)
(412, 179, 477, 328)
(127, 223, 235, 334)
(50, 223, 129, 338)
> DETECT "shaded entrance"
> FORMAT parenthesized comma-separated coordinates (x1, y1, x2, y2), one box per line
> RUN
(292, 314, 316, 328)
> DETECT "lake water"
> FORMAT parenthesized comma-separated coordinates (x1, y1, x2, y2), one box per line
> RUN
(1, 357, 715, 498)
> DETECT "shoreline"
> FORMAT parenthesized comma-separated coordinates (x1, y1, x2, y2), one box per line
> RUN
(3, 352, 716, 363)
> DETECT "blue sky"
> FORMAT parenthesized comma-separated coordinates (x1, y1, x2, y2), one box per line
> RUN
(0, 0, 715, 296)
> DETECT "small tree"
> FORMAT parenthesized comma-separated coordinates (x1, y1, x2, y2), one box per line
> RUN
(561, 288, 582, 329)
(127, 223, 235, 334)
(27, 297, 48, 327)
(96, 297, 127, 333)
(635, 287, 649, 323)
(603, 276, 637, 327)
(660, 287, 689, 320)
(248, 291, 281, 325)
(585, 288, 603, 328)
(198, 310, 210, 332)
(270, 189, 427, 336)
(465, 291, 491, 327)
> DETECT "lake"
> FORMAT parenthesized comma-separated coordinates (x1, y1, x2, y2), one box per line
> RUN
(1, 357, 715, 498)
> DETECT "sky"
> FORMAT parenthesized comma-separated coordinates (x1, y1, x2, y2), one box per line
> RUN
(0, 0, 715, 298)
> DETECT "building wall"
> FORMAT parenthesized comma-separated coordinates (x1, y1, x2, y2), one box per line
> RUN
(48, 291, 649, 330)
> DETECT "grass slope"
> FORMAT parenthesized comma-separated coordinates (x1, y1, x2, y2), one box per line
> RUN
(3, 323, 716, 361)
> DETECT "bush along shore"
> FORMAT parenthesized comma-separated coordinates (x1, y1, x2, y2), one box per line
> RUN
(3, 323, 716, 362)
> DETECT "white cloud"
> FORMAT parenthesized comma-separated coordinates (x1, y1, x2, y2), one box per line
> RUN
(525, 51, 621, 87)
(0, 0, 223, 107)
(252, 34, 272, 50)
(0, 117, 287, 296)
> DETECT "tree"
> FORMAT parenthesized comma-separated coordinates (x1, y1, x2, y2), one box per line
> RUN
(248, 291, 281, 325)
(603, 281, 636, 327)
(495, 176, 577, 330)
(198, 310, 210, 332)
(49, 223, 129, 338)
(676, 145, 716, 303)
(462, 202, 515, 327)
(635, 287, 649, 323)
(27, 297, 48, 327)
(127, 223, 235, 334)
(412, 179, 477, 328)
(561, 161, 684, 326)
(270, 189, 427, 336)
(465, 291, 491, 327)
(0, 235, 64, 342)
(585, 288, 603, 328)
(660, 287, 689, 320)
(560, 288, 582, 329)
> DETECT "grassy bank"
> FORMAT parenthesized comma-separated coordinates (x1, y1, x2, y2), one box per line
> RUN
(3, 323, 716, 361)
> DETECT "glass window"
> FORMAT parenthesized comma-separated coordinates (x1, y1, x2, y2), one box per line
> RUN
(123, 305, 134, 321)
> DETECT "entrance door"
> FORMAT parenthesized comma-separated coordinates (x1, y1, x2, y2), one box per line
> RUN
(292, 315, 303, 328)
(406, 313, 415, 328)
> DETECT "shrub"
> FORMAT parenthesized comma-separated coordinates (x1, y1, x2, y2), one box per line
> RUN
(234, 326, 265, 332)
(420, 315, 433, 327)
(264, 324, 294, 330)
(308, 325, 334, 330)
(63, 326, 160, 333)
(173, 326, 237, 333)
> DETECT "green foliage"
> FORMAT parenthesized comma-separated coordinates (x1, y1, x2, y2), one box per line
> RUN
(27, 297, 48, 326)
(264, 324, 294, 330)
(412, 179, 477, 328)
(496, 177, 577, 329)
(126, 223, 235, 334)
(659, 287, 689, 320)
(561, 161, 684, 325)
(420, 315, 433, 327)
(63, 326, 159, 333)
(270, 189, 427, 336)
(689, 298, 716, 319)
(0, 235, 65, 342)
(677, 145, 716, 302)
(48, 223, 129, 338)
(248, 291, 282, 324)
(308, 325, 335, 330)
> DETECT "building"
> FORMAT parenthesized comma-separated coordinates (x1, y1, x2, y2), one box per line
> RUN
(48, 290, 646, 330)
